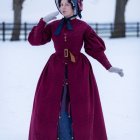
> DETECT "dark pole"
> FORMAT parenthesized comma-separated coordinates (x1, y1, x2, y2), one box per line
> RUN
(2, 22, 5, 41)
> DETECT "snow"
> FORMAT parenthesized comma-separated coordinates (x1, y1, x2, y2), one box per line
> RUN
(0, 0, 140, 23)
(0, 38, 140, 140)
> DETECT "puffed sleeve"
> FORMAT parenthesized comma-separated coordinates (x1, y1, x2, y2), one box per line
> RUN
(28, 18, 52, 46)
(84, 25, 112, 70)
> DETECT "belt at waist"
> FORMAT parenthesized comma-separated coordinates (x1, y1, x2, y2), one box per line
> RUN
(55, 49, 80, 63)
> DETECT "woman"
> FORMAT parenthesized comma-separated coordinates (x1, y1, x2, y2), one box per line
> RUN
(28, 0, 124, 140)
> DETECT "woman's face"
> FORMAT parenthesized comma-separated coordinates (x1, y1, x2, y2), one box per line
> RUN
(59, 0, 74, 18)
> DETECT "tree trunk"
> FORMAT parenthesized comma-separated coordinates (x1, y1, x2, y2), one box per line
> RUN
(11, 0, 25, 41)
(111, 0, 128, 38)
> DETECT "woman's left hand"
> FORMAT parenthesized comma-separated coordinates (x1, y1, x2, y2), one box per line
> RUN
(108, 66, 124, 77)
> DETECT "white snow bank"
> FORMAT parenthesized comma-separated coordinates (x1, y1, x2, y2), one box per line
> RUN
(0, 38, 140, 140)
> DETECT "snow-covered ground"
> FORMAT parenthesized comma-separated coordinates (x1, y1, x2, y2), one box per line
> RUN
(0, 38, 140, 140)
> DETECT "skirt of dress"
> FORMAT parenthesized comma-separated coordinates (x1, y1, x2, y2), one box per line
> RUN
(58, 63, 74, 140)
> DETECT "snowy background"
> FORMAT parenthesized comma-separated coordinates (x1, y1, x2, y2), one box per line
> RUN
(0, 0, 140, 140)
(1, 0, 140, 22)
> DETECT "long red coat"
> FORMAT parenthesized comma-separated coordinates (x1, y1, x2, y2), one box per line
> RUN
(28, 18, 112, 140)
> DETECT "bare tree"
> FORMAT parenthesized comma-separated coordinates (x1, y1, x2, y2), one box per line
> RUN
(111, 0, 129, 38)
(11, 0, 25, 41)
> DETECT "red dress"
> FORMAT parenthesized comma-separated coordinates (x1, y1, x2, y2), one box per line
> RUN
(28, 18, 112, 140)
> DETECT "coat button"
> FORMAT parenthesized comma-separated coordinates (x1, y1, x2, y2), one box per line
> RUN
(72, 136, 74, 139)
(57, 137, 59, 140)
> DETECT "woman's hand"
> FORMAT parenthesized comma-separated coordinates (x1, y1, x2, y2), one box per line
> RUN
(43, 11, 59, 23)
(108, 66, 124, 77)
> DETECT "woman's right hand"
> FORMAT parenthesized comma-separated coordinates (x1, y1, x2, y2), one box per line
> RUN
(43, 11, 59, 23)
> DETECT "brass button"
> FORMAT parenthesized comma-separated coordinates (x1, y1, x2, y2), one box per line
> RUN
(64, 33, 67, 42)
